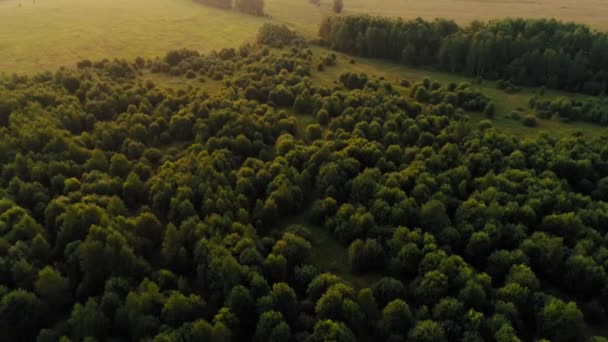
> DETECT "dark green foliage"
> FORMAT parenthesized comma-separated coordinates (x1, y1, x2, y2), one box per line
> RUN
(529, 95, 608, 125)
(483, 102, 495, 118)
(320, 15, 608, 94)
(522, 114, 537, 126)
(0, 25, 606, 342)
(339, 72, 368, 89)
(257, 23, 305, 48)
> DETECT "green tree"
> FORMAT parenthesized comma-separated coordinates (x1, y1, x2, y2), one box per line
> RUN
(69, 298, 109, 340)
(109, 153, 132, 178)
(255, 311, 291, 342)
(0, 289, 47, 341)
(538, 298, 584, 342)
(34, 266, 69, 308)
(381, 299, 414, 336)
(409, 320, 447, 342)
(311, 319, 356, 342)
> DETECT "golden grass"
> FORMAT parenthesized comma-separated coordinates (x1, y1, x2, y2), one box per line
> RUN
(266, 0, 608, 37)
(0, 0, 268, 73)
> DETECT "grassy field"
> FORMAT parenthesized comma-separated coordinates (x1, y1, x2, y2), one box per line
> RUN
(0, 0, 268, 73)
(267, 0, 608, 36)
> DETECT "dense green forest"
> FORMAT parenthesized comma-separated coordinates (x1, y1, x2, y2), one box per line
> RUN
(1, 22, 608, 341)
(319, 16, 608, 95)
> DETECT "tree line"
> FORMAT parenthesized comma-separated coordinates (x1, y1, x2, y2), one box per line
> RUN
(319, 15, 608, 95)
(196, 0, 264, 16)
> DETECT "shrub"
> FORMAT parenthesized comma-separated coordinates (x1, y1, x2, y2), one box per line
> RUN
(522, 114, 537, 127)
(257, 23, 302, 48)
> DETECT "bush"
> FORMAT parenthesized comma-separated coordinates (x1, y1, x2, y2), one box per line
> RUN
(522, 114, 537, 127)
(257, 23, 302, 48)
(510, 111, 522, 120)
(483, 102, 495, 118)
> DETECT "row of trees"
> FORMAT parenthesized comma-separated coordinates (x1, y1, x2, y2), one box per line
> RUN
(319, 16, 608, 95)
(196, 0, 265, 16)
(0, 23, 607, 341)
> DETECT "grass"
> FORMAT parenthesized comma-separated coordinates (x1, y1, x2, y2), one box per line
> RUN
(266, 0, 608, 37)
(0, 0, 268, 73)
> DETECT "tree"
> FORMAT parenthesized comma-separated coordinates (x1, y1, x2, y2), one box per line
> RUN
(162, 292, 205, 326)
(85, 149, 108, 172)
(483, 102, 495, 118)
(109, 153, 132, 178)
(68, 298, 109, 340)
(0, 289, 47, 341)
(332, 0, 343, 13)
(538, 298, 584, 342)
(348, 238, 385, 273)
(415, 271, 449, 305)
(420, 199, 450, 233)
(255, 311, 291, 342)
(311, 319, 356, 342)
(260, 283, 298, 323)
(34, 266, 69, 308)
(272, 232, 312, 266)
(505, 264, 540, 291)
(372, 277, 406, 308)
(381, 299, 414, 336)
(522, 114, 537, 127)
(123, 172, 146, 208)
(264, 253, 288, 282)
(409, 320, 447, 342)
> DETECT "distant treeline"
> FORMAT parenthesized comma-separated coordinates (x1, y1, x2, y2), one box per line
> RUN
(196, 0, 264, 16)
(319, 16, 608, 95)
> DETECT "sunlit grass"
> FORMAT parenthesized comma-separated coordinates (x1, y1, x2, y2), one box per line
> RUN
(0, 0, 268, 73)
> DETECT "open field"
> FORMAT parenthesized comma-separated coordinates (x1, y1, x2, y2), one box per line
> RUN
(0, 0, 268, 73)
(268, 0, 608, 35)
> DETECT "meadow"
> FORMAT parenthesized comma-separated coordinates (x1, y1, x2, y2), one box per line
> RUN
(0, 0, 267, 73)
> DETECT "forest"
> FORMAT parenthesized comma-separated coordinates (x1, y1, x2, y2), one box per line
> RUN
(319, 16, 608, 95)
(0, 19, 608, 342)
